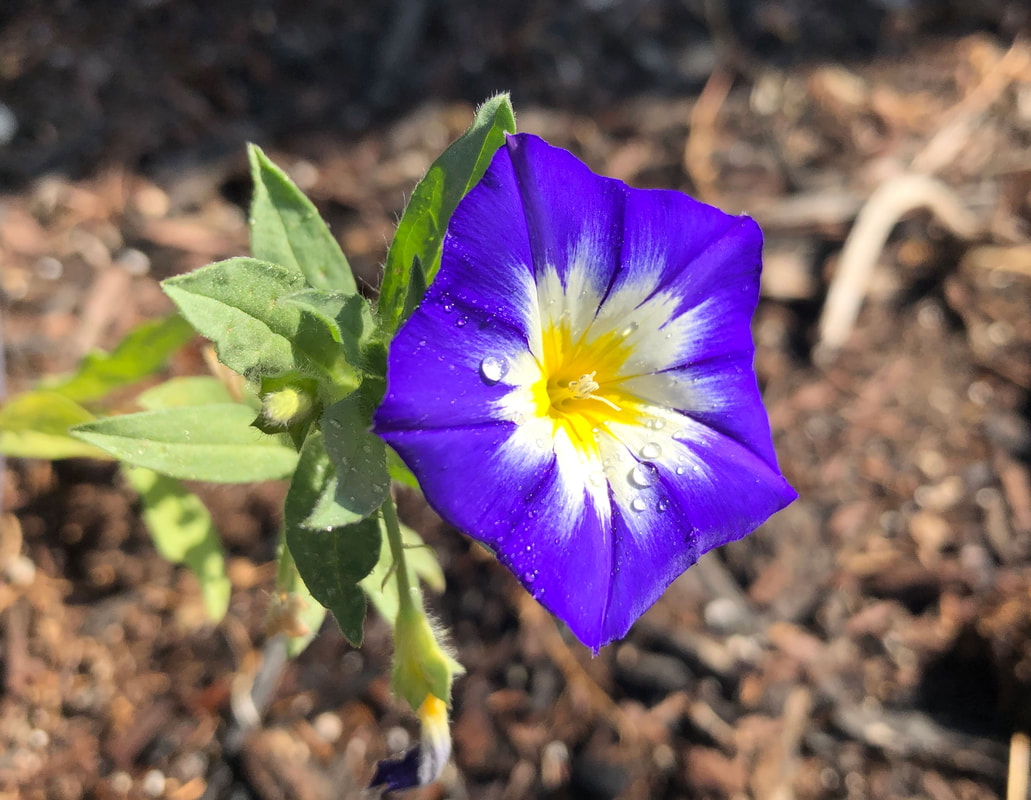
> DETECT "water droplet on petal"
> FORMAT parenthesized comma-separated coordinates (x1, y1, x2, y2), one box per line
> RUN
(653, 419, 665, 430)
(479, 355, 509, 385)
(629, 463, 657, 487)
(631, 496, 647, 512)
(524, 571, 536, 583)
(675, 466, 686, 475)
(456, 315, 468, 327)
(672, 429, 690, 443)
(620, 321, 639, 338)
(640, 442, 662, 459)
(657, 497, 670, 513)
(589, 471, 606, 487)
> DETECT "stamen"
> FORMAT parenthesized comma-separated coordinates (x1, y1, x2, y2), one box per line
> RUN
(567, 372, 600, 399)
(565, 371, 621, 411)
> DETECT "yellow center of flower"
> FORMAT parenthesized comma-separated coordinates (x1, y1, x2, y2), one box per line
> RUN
(533, 318, 642, 461)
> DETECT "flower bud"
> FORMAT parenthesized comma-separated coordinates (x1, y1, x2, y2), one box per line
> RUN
(260, 386, 313, 427)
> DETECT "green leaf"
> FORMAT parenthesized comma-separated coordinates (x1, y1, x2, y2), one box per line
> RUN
(123, 466, 231, 621)
(248, 144, 357, 294)
(274, 528, 329, 657)
(378, 94, 516, 333)
(162, 258, 308, 378)
(44, 315, 195, 404)
(284, 428, 382, 646)
(0, 391, 111, 460)
(280, 289, 376, 372)
(304, 394, 390, 529)
(136, 376, 236, 410)
(400, 254, 428, 325)
(361, 521, 444, 624)
(70, 404, 298, 482)
(386, 447, 420, 490)
(162, 258, 352, 386)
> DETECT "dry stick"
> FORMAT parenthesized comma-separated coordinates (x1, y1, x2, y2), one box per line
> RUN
(813, 173, 982, 363)
(684, 68, 733, 206)
(1010, 731, 1030, 800)
(814, 38, 1028, 361)
(515, 590, 636, 741)
(911, 39, 1031, 175)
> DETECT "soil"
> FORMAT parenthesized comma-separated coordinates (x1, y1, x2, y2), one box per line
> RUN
(2, 2, 1031, 799)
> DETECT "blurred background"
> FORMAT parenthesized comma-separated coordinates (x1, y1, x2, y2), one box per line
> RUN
(2, 1, 1031, 798)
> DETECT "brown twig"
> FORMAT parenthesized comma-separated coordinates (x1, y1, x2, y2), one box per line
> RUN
(515, 590, 636, 741)
(1008, 731, 1030, 800)
(684, 68, 733, 206)
(814, 173, 982, 362)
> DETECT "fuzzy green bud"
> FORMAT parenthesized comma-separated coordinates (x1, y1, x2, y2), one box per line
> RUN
(261, 386, 314, 427)
(391, 591, 463, 712)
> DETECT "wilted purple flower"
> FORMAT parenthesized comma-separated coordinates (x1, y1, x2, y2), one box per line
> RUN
(375, 134, 796, 651)
(369, 695, 451, 792)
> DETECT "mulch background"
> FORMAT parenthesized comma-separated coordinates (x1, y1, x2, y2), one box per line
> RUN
(1, 2, 1030, 798)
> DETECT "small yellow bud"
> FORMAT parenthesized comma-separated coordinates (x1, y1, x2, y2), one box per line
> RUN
(261, 387, 313, 427)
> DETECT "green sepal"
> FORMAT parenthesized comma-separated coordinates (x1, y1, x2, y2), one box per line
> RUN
(378, 93, 516, 333)
(392, 598, 464, 710)
(248, 143, 357, 294)
(70, 404, 298, 482)
(124, 466, 231, 621)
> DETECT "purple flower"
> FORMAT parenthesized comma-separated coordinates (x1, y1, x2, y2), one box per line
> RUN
(369, 695, 451, 793)
(374, 133, 796, 651)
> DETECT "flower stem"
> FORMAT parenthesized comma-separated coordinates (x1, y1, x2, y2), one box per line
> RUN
(381, 494, 415, 614)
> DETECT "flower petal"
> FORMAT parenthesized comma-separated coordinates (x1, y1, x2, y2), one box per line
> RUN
(379, 420, 615, 645)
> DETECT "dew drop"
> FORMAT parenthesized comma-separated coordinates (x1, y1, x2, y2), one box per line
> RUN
(535, 438, 546, 449)
(629, 463, 657, 488)
(589, 471, 606, 487)
(631, 496, 647, 512)
(657, 497, 670, 513)
(672, 429, 690, 442)
(640, 442, 662, 459)
(524, 571, 536, 583)
(456, 315, 468, 328)
(479, 355, 509, 385)
(620, 321, 639, 338)
(513, 412, 526, 425)
(525, 544, 532, 553)
(675, 466, 686, 475)
(653, 419, 665, 430)
(441, 293, 455, 313)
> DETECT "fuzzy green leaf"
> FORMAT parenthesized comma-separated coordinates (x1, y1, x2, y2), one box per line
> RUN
(284, 428, 382, 646)
(136, 376, 237, 410)
(162, 258, 308, 378)
(378, 94, 516, 333)
(124, 466, 231, 621)
(70, 404, 297, 482)
(280, 289, 375, 372)
(304, 394, 390, 529)
(248, 144, 357, 294)
(44, 315, 195, 404)
(0, 391, 111, 460)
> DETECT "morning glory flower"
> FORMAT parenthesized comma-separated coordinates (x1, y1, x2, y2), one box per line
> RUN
(375, 133, 796, 651)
